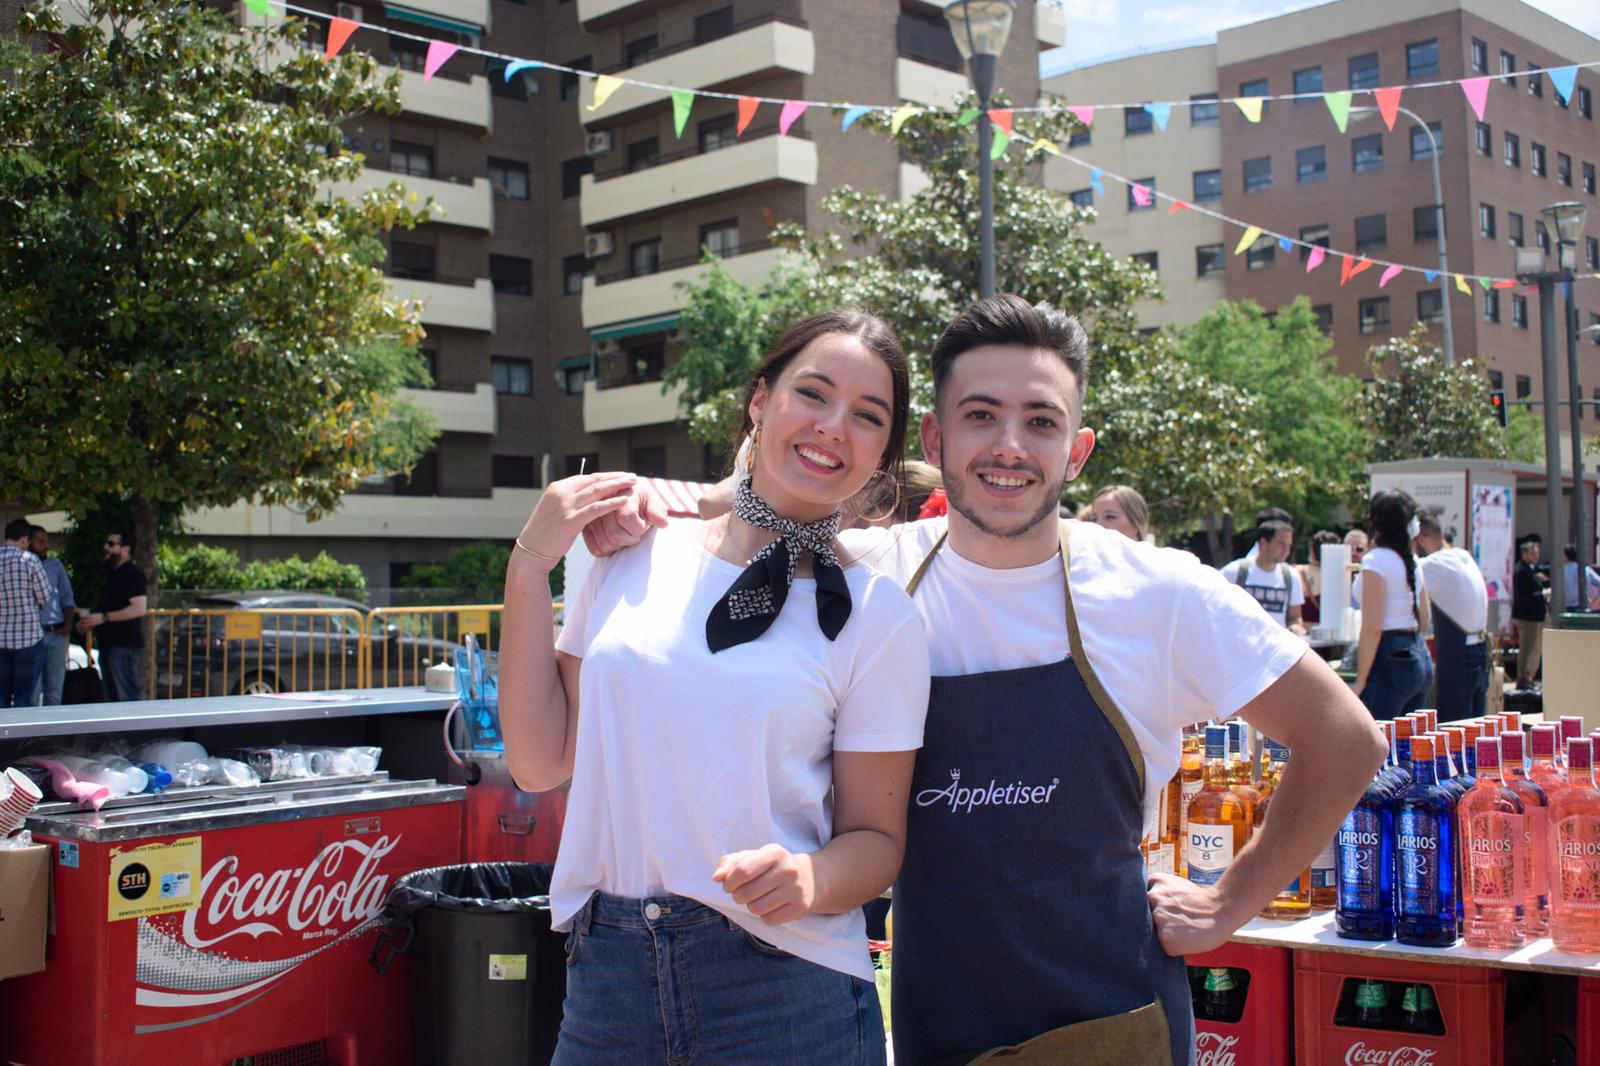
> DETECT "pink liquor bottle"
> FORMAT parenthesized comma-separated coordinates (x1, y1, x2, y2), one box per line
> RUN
(1459, 737, 1526, 948)
(1560, 717, 1586, 768)
(1501, 730, 1550, 935)
(1549, 739, 1600, 955)
(1531, 724, 1567, 799)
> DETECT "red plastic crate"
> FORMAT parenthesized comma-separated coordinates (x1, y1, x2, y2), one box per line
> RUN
(1190, 942, 1293, 1065)
(1577, 977, 1600, 1063)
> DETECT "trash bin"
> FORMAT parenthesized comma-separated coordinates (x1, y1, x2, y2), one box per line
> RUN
(372, 862, 566, 1066)
(1560, 612, 1600, 631)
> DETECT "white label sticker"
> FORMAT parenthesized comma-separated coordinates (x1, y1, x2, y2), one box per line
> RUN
(1187, 829, 1235, 886)
(1147, 842, 1176, 876)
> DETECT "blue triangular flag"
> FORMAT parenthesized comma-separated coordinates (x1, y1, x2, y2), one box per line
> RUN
(1144, 102, 1171, 131)
(841, 105, 872, 132)
(1278, 237, 1293, 252)
(1549, 66, 1578, 105)
(1090, 167, 1105, 196)
(1425, 271, 1437, 283)
(503, 59, 540, 82)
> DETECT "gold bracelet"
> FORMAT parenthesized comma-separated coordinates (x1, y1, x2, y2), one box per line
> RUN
(514, 538, 563, 563)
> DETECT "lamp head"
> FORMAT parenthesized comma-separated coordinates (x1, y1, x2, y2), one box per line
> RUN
(1542, 200, 1588, 245)
(944, 0, 1016, 62)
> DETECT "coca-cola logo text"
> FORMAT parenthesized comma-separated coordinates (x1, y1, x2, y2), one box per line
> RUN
(1194, 1031, 1238, 1066)
(1343, 1041, 1438, 1066)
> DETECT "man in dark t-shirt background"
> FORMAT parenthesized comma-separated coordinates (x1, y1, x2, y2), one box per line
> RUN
(1511, 533, 1549, 690)
(77, 528, 148, 701)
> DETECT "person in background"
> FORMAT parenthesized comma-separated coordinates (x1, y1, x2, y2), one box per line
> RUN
(843, 459, 943, 529)
(1414, 516, 1489, 718)
(1297, 530, 1341, 628)
(1220, 520, 1308, 633)
(1087, 484, 1149, 542)
(28, 525, 74, 706)
(1242, 506, 1292, 562)
(1344, 528, 1368, 563)
(1562, 544, 1600, 612)
(0, 517, 51, 708)
(77, 528, 148, 702)
(1352, 491, 1433, 720)
(1511, 534, 1548, 689)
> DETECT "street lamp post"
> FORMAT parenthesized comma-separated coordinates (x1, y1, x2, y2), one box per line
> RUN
(945, 0, 1015, 300)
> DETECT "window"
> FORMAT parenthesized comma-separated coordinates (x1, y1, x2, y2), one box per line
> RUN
(1584, 163, 1596, 195)
(390, 140, 433, 178)
(1471, 38, 1488, 74)
(560, 359, 593, 396)
(629, 238, 661, 277)
(417, 348, 437, 387)
(1508, 212, 1525, 246)
(391, 37, 427, 73)
(698, 115, 737, 153)
(1536, 224, 1550, 252)
(488, 157, 529, 199)
(1125, 108, 1153, 135)
(489, 254, 532, 295)
(1410, 123, 1443, 160)
(1299, 224, 1330, 259)
(1243, 156, 1272, 193)
(1349, 53, 1380, 91)
(1593, 314, 1600, 345)
(627, 138, 660, 173)
(1126, 177, 1156, 210)
(388, 240, 434, 280)
(1359, 297, 1391, 334)
(1406, 40, 1439, 78)
(1068, 128, 1091, 148)
(1476, 122, 1492, 156)
(1196, 244, 1225, 277)
(1532, 143, 1547, 177)
(393, 450, 438, 497)
(565, 453, 599, 477)
(1355, 214, 1387, 254)
(1529, 71, 1543, 98)
(1193, 169, 1222, 203)
(1293, 66, 1323, 97)
(630, 444, 667, 477)
(1484, 291, 1501, 323)
(563, 254, 590, 295)
(1512, 294, 1528, 329)
(1132, 252, 1159, 274)
(628, 343, 664, 384)
(1069, 188, 1094, 209)
(492, 455, 537, 488)
(1581, 87, 1594, 120)
(1479, 203, 1496, 239)
(1191, 93, 1220, 125)
(625, 34, 657, 67)
(1352, 134, 1384, 172)
(561, 157, 591, 198)
(1296, 146, 1327, 183)
(1239, 78, 1269, 115)
(694, 6, 733, 43)
(1313, 304, 1334, 334)
(1587, 236, 1599, 270)
(895, 6, 963, 69)
(1515, 374, 1530, 399)
(491, 357, 532, 395)
(700, 219, 739, 258)
(1246, 238, 1275, 271)
(1417, 289, 1443, 325)
(1488, 371, 1503, 392)
(1503, 132, 1520, 168)
(1413, 205, 1440, 241)
(1500, 51, 1515, 86)
(560, 58, 589, 102)
(1558, 153, 1573, 186)
(489, 58, 532, 101)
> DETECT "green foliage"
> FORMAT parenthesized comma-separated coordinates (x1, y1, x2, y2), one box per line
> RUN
(1502, 406, 1545, 465)
(399, 540, 513, 601)
(243, 553, 366, 594)
(156, 542, 366, 594)
(1356, 327, 1509, 461)
(157, 543, 245, 592)
(0, 0, 439, 587)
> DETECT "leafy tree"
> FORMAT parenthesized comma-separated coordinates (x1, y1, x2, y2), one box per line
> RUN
(0, 1, 437, 605)
(156, 542, 366, 595)
(400, 539, 563, 599)
(1502, 407, 1545, 465)
(1357, 327, 1510, 461)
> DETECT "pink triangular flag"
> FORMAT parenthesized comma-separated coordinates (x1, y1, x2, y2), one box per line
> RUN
(1378, 264, 1404, 288)
(1131, 183, 1152, 207)
(778, 100, 806, 135)
(1305, 246, 1326, 273)
(736, 96, 760, 136)
(1067, 105, 1094, 127)
(987, 108, 1013, 135)
(1492, 279, 1517, 289)
(1373, 86, 1402, 131)
(325, 16, 358, 61)
(1460, 76, 1491, 121)
(1167, 200, 1191, 216)
(423, 40, 458, 83)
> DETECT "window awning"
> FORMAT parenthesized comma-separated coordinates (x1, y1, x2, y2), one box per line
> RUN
(591, 312, 680, 343)
(382, 3, 484, 37)
(554, 355, 593, 371)
(641, 477, 715, 518)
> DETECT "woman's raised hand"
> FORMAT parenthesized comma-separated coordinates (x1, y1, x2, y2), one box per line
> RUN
(513, 472, 641, 572)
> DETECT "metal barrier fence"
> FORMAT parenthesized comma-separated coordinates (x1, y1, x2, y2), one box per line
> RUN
(363, 605, 502, 689)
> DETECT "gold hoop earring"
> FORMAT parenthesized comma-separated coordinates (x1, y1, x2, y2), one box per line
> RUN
(856, 469, 903, 524)
(746, 422, 763, 477)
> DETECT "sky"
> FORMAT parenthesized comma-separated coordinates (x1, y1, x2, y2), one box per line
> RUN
(1039, 0, 1600, 77)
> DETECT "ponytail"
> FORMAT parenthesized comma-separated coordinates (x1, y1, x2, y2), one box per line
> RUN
(1365, 489, 1423, 623)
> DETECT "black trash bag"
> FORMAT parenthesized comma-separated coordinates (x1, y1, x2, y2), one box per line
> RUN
(371, 862, 553, 973)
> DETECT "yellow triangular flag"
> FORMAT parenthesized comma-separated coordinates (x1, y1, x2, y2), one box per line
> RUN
(1235, 97, 1263, 123)
(1032, 137, 1059, 156)
(1455, 273, 1471, 294)
(587, 75, 623, 111)
(1233, 225, 1263, 256)
(891, 104, 922, 136)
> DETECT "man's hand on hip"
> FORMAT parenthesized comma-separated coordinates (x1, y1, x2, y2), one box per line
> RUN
(1147, 872, 1248, 957)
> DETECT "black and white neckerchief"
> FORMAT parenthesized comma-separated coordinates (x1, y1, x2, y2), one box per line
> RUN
(705, 478, 852, 653)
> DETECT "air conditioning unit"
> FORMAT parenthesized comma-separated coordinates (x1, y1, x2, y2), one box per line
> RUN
(335, 3, 363, 21)
(595, 340, 623, 358)
(584, 232, 615, 259)
(585, 131, 613, 156)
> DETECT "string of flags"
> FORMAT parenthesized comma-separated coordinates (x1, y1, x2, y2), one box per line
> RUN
(257, 0, 1600, 293)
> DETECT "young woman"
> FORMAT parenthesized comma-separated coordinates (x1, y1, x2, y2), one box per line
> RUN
(500, 310, 929, 1065)
(1352, 490, 1433, 720)
(1086, 484, 1149, 542)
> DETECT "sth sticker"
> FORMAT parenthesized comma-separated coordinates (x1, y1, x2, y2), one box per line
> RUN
(107, 837, 202, 921)
(488, 954, 527, 981)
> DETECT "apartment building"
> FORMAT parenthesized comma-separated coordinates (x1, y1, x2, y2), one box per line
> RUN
(1045, 0, 1600, 402)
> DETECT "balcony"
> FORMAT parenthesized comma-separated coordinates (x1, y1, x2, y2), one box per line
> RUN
(581, 245, 789, 330)
(397, 67, 491, 131)
(575, 0, 665, 28)
(894, 57, 969, 108)
(583, 377, 686, 434)
(385, 0, 490, 35)
(402, 382, 496, 434)
(1036, 4, 1067, 47)
(580, 133, 817, 227)
(387, 276, 496, 332)
(183, 487, 542, 540)
(329, 167, 494, 230)
(581, 17, 814, 125)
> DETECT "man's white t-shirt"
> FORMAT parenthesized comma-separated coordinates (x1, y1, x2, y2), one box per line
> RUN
(841, 518, 1309, 837)
(552, 520, 930, 980)
(1418, 547, 1488, 643)
(1360, 546, 1421, 632)
(1217, 558, 1306, 628)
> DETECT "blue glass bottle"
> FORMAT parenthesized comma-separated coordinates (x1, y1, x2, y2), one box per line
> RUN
(1336, 754, 1396, 941)
(1395, 735, 1458, 946)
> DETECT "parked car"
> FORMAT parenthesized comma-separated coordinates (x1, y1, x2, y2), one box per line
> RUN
(152, 592, 460, 698)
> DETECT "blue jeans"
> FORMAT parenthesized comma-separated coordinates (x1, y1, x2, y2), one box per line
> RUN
(1361, 631, 1434, 721)
(34, 632, 69, 706)
(554, 893, 884, 1066)
(0, 640, 44, 707)
(99, 644, 143, 702)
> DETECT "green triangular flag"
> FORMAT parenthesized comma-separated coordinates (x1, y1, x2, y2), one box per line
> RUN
(1323, 91, 1353, 133)
(671, 89, 694, 138)
(955, 108, 981, 127)
(1478, 276, 1493, 291)
(990, 128, 1010, 159)
(244, 0, 274, 14)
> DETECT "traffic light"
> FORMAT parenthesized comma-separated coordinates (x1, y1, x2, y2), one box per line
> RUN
(1490, 389, 1507, 428)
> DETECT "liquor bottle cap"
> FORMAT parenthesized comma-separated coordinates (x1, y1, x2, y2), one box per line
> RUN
(1463, 723, 1482, 747)
(1479, 718, 1500, 738)
(1423, 710, 1438, 732)
(1475, 736, 1500, 769)
(1411, 736, 1435, 761)
(1561, 717, 1585, 742)
(1394, 718, 1414, 739)
(1444, 727, 1466, 752)
(1500, 730, 1525, 760)
(1531, 724, 1558, 757)
(1569, 738, 1593, 771)
(1501, 712, 1520, 731)
(1378, 721, 1394, 742)
(1205, 725, 1228, 760)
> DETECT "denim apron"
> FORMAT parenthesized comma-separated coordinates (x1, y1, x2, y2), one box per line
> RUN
(892, 527, 1193, 1066)
(1431, 607, 1487, 719)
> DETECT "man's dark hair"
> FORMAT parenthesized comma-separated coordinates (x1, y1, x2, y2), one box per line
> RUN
(929, 295, 1089, 407)
(107, 527, 136, 551)
(1254, 506, 1292, 528)
(1255, 519, 1292, 546)
(28, 524, 45, 538)
(4, 518, 30, 541)
(1567, 544, 1579, 562)
(1416, 513, 1443, 539)
(1519, 534, 1541, 551)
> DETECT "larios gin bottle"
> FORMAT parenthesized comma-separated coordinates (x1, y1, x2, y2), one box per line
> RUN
(1336, 733, 1396, 941)
(1395, 736, 1458, 947)
(1549, 738, 1600, 955)
(1458, 737, 1527, 948)
(1501, 729, 1551, 935)
(1186, 725, 1251, 887)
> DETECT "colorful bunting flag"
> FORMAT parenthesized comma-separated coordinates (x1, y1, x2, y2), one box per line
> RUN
(423, 41, 458, 83)
(1306, 246, 1326, 273)
(588, 74, 623, 111)
(990, 129, 1011, 159)
(1456, 274, 1472, 294)
(1324, 91, 1353, 133)
(1339, 256, 1373, 285)
(1167, 200, 1191, 216)
(1235, 97, 1263, 123)
(779, 100, 807, 135)
(1425, 270, 1438, 283)
(1067, 105, 1094, 127)
(1234, 225, 1263, 256)
(1478, 277, 1493, 291)
(890, 104, 921, 136)
(244, 0, 275, 16)
(325, 16, 358, 61)
(1032, 137, 1059, 156)
(1089, 168, 1105, 196)
(671, 89, 694, 137)
(736, 96, 760, 136)
(1492, 279, 1517, 289)
(503, 59, 540, 82)
(1278, 237, 1294, 253)
(1144, 103, 1171, 132)
(988, 109, 1013, 135)
(1460, 76, 1491, 122)
(1131, 181, 1151, 207)
(956, 108, 981, 127)
(1549, 67, 1578, 106)
(841, 105, 872, 132)
(1379, 264, 1403, 288)
(1373, 87, 1403, 130)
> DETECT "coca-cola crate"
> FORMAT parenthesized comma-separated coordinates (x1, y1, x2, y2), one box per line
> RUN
(1293, 951, 1545, 1066)
(1576, 977, 1600, 1063)
(1189, 942, 1293, 1065)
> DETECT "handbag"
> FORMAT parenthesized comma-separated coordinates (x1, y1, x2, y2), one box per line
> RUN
(61, 657, 104, 704)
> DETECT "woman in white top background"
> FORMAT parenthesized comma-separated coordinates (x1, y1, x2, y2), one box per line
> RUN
(499, 310, 930, 1065)
(1352, 488, 1434, 720)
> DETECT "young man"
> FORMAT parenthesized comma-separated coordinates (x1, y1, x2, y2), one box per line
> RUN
(29, 525, 75, 707)
(1510, 534, 1548, 689)
(0, 517, 51, 708)
(1220, 521, 1308, 633)
(77, 528, 147, 702)
(1413, 515, 1489, 717)
(585, 297, 1385, 1064)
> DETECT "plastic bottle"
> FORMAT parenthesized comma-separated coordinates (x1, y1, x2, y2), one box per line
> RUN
(1549, 738, 1600, 955)
(1395, 736, 1458, 947)
(1458, 737, 1527, 948)
(1500, 729, 1550, 935)
(1336, 740, 1397, 941)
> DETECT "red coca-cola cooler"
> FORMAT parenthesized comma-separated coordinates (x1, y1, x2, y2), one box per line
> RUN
(2, 773, 463, 1065)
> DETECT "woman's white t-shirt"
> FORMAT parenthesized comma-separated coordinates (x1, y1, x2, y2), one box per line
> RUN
(1360, 546, 1421, 632)
(551, 520, 931, 980)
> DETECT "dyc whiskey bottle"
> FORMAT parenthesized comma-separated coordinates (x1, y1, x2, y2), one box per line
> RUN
(1395, 736, 1458, 947)
(1458, 736, 1527, 948)
(1187, 725, 1251, 887)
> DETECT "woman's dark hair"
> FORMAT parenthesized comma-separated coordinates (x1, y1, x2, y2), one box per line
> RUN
(1307, 529, 1340, 563)
(1365, 489, 1420, 622)
(734, 309, 910, 482)
(929, 295, 1089, 409)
